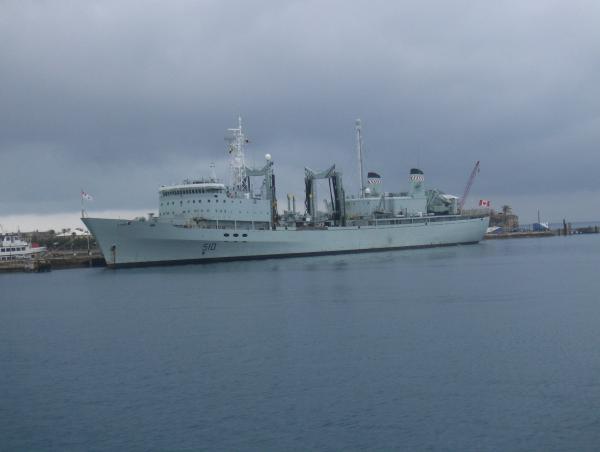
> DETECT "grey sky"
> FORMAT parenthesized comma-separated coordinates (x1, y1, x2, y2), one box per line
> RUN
(1, 0, 600, 227)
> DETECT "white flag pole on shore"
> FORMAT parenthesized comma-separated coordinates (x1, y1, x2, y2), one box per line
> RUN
(81, 189, 93, 218)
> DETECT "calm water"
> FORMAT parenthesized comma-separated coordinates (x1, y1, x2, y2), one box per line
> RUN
(2, 236, 600, 451)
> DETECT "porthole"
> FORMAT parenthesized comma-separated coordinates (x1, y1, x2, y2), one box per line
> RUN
(233, 233, 239, 237)
(224, 233, 230, 237)
(242, 233, 248, 237)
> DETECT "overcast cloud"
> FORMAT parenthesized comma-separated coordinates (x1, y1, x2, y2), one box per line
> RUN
(1, 0, 600, 230)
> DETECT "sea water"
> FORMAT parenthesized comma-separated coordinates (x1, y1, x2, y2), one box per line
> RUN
(2, 235, 600, 451)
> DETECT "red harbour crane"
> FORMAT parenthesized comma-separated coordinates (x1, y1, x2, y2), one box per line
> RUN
(459, 160, 480, 212)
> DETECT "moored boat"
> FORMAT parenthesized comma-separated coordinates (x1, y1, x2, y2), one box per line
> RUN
(0, 233, 46, 261)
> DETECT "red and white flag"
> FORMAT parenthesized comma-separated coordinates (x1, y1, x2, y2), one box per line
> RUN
(479, 199, 490, 207)
(81, 190, 94, 201)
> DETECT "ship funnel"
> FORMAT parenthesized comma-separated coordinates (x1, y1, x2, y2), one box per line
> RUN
(367, 171, 381, 196)
(409, 168, 425, 195)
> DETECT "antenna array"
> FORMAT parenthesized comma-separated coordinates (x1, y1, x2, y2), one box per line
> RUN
(226, 116, 249, 192)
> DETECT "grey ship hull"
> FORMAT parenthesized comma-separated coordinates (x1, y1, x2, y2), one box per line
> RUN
(83, 216, 489, 268)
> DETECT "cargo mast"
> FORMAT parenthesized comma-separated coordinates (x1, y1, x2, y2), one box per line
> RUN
(355, 119, 366, 198)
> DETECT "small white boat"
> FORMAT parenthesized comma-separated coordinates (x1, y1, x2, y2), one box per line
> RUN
(0, 233, 46, 261)
(486, 226, 502, 234)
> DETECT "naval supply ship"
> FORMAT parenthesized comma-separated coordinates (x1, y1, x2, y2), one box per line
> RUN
(82, 118, 489, 268)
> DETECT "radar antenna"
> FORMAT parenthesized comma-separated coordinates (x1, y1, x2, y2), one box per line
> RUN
(225, 116, 249, 192)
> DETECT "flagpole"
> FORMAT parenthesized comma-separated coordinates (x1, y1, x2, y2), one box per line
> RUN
(81, 189, 85, 218)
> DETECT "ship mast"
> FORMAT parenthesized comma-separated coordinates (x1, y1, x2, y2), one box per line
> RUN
(355, 119, 366, 198)
(226, 116, 249, 192)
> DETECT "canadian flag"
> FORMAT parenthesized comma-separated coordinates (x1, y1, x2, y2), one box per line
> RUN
(479, 199, 490, 207)
(81, 191, 94, 201)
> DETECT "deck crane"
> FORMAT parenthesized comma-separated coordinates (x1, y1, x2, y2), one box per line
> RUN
(459, 160, 480, 212)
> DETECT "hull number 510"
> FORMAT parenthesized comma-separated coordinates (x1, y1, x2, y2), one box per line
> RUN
(202, 242, 217, 252)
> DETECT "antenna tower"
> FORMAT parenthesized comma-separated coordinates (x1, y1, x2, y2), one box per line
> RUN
(226, 116, 249, 192)
(355, 119, 366, 197)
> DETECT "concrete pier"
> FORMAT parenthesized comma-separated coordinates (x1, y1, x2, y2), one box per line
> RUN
(0, 252, 105, 273)
(486, 225, 599, 240)
(485, 231, 555, 240)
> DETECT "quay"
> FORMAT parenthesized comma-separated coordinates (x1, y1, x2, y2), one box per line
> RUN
(45, 251, 106, 269)
(0, 259, 51, 273)
(486, 225, 599, 240)
(485, 231, 555, 239)
(0, 251, 105, 273)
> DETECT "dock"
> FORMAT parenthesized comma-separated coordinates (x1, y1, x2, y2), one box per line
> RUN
(0, 252, 106, 273)
(45, 251, 106, 269)
(485, 231, 555, 239)
(486, 225, 599, 240)
(0, 259, 51, 273)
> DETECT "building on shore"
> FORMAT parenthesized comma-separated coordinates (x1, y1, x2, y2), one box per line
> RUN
(489, 205, 519, 231)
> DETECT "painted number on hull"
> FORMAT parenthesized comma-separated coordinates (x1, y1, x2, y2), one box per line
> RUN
(203, 242, 217, 253)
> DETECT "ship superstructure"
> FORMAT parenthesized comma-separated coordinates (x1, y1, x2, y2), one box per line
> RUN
(82, 118, 488, 268)
(157, 118, 276, 231)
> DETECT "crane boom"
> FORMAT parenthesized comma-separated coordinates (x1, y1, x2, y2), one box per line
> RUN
(459, 160, 480, 212)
